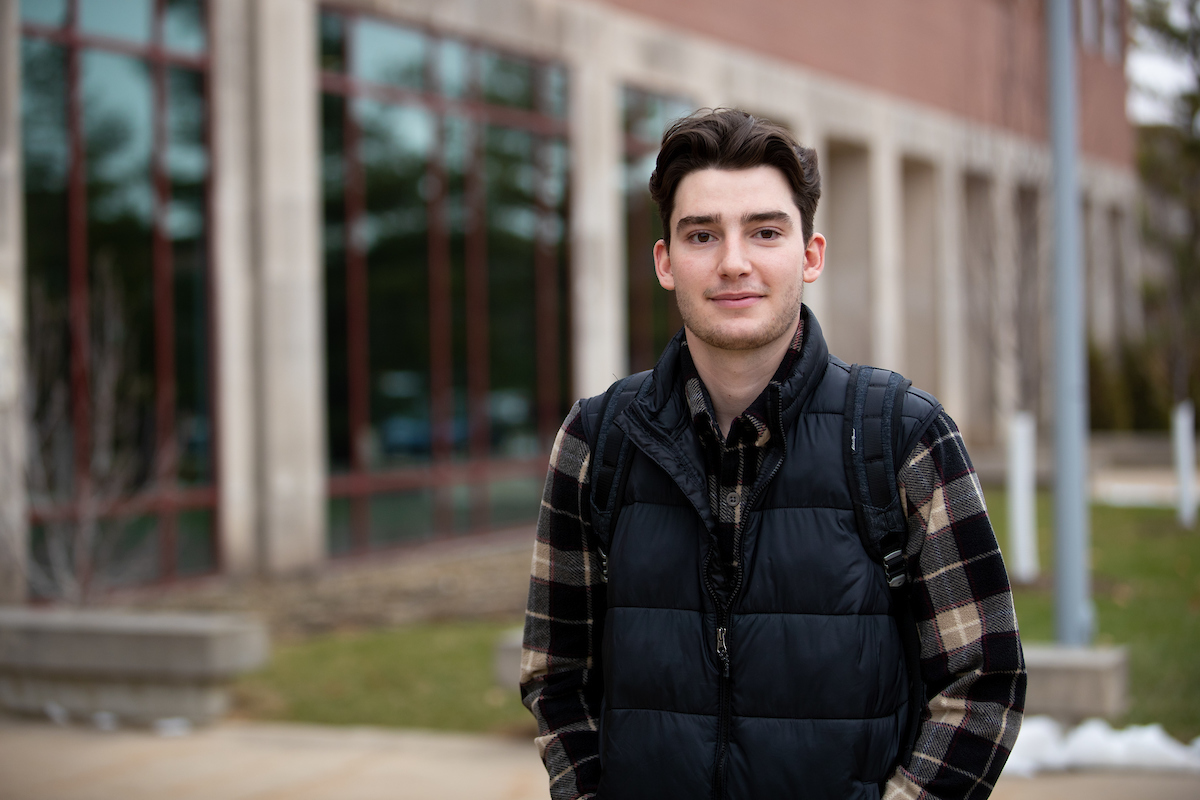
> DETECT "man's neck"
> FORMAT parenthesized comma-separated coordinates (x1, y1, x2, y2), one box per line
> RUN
(685, 323, 797, 438)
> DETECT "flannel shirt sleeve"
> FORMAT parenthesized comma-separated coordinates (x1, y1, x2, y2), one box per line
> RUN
(520, 401, 606, 800)
(884, 410, 1027, 800)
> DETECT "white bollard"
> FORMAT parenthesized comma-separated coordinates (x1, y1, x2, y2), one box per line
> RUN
(1173, 400, 1196, 529)
(1007, 411, 1040, 583)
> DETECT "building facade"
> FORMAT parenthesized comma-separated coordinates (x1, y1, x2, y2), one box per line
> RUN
(0, 0, 1139, 596)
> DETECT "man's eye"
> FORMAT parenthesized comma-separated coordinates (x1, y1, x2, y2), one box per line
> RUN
(692, 232, 713, 243)
(758, 230, 778, 239)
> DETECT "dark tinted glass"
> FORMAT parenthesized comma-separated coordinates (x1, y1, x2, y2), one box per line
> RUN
(623, 88, 690, 371)
(369, 491, 434, 546)
(322, 93, 351, 473)
(21, 0, 68, 26)
(489, 476, 541, 528)
(353, 19, 426, 91)
(318, 11, 346, 73)
(358, 100, 434, 468)
(176, 509, 215, 576)
(80, 0, 153, 44)
(167, 67, 211, 485)
(443, 115, 471, 457)
(486, 126, 538, 459)
(480, 52, 535, 110)
(542, 65, 567, 118)
(327, 498, 353, 555)
(22, 38, 74, 502)
(438, 40, 469, 98)
(164, 0, 207, 55)
(82, 50, 156, 490)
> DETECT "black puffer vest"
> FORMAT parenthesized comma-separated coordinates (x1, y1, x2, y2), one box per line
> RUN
(591, 309, 939, 800)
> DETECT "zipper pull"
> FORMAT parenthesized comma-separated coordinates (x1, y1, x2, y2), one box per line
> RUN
(716, 626, 729, 677)
(598, 548, 609, 583)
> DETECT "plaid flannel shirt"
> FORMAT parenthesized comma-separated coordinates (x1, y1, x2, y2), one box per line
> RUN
(521, 322, 1026, 800)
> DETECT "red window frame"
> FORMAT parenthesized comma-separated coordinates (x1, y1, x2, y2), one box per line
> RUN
(21, 0, 220, 584)
(320, 5, 571, 553)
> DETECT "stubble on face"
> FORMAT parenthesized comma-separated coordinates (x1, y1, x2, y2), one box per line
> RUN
(675, 273, 804, 352)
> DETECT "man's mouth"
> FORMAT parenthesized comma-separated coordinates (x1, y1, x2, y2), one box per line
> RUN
(708, 291, 764, 308)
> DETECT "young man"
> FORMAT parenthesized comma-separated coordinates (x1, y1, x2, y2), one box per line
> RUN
(521, 109, 1025, 800)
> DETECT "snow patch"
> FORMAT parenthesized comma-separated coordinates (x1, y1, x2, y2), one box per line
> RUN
(1007, 716, 1200, 777)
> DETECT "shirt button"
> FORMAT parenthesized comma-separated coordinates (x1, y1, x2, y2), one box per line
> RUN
(725, 492, 740, 508)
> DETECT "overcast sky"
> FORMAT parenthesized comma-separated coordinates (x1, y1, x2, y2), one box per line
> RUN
(1126, 2, 1195, 124)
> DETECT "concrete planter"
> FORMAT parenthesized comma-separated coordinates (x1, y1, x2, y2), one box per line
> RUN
(0, 606, 268, 726)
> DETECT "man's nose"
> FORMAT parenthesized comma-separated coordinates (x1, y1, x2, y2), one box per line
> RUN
(717, 238, 752, 278)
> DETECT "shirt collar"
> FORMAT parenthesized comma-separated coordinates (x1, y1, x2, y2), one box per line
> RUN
(680, 316, 805, 448)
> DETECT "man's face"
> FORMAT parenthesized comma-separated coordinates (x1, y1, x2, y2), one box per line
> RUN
(654, 166, 825, 355)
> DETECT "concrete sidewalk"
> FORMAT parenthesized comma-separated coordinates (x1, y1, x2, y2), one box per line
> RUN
(3, 717, 1199, 800)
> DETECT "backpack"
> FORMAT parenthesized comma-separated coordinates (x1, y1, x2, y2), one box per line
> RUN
(586, 363, 926, 768)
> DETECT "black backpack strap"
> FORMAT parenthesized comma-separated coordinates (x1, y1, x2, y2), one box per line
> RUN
(843, 364, 911, 587)
(843, 364, 925, 771)
(588, 370, 652, 574)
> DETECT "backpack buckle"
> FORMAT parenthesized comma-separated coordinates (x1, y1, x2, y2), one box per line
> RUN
(883, 549, 907, 588)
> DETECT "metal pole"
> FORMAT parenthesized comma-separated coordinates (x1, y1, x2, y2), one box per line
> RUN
(1047, 0, 1093, 645)
(1007, 411, 1040, 584)
(1174, 400, 1196, 529)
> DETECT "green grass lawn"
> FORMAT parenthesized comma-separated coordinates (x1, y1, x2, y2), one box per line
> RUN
(235, 493, 1200, 741)
(233, 620, 534, 735)
(985, 488, 1200, 742)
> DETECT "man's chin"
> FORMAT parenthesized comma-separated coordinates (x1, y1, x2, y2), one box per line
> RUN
(687, 322, 791, 353)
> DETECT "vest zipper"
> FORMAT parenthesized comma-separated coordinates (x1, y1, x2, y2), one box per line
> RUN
(708, 388, 787, 800)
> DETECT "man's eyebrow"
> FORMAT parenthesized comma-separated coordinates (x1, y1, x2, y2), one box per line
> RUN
(743, 210, 793, 226)
(675, 214, 719, 234)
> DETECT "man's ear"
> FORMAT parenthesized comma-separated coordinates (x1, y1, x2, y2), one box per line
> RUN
(654, 239, 675, 290)
(802, 232, 826, 284)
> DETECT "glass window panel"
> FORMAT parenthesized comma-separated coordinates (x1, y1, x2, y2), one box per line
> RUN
(164, 0, 207, 55)
(22, 39, 74, 503)
(80, 0, 153, 44)
(438, 40, 470, 99)
(21, 0, 68, 26)
(323, 93, 351, 472)
(541, 64, 567, 118)
(168, 67, 212, 485)
(356, 100, 434, 468)
(318, 10, 346, 74)
(623, 88, 689, 372)
(486, 126, 538, 459)
(96, 515, 160, 587)
(369, 490, 434, 545)
(488, 476, 541, 528)
(82, 50, 156, 490)
(328, 498, 353, 555)
(352, 19, 426, 91)
(480, 52, 535, 110)
(177, 509, 215, 576)
(443, 115, 471, 457)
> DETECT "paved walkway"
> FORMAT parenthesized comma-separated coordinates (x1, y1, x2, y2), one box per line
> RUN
(2, 717, 1199, 800)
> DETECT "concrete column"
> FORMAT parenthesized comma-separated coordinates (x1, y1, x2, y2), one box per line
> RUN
(901, 157, 938, 394)
(1118, 201, 1144, 339)
(823, 141, 872, 365)
(991, 172, 1020, 436)
(0, 0, 26, 603)
(566, 11, 625, 397)
(936, 156, 968, 422)
(1086, 193, 1118, 353)
(801, 124, 829, 320)
(249, 0, 325, 574)
(963, 174, 998, 446)
(869, 135, 903, 371)
(210, 0, 257, 575)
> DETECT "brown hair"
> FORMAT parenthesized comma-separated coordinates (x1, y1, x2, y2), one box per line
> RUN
(649, 108, 821, 247)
